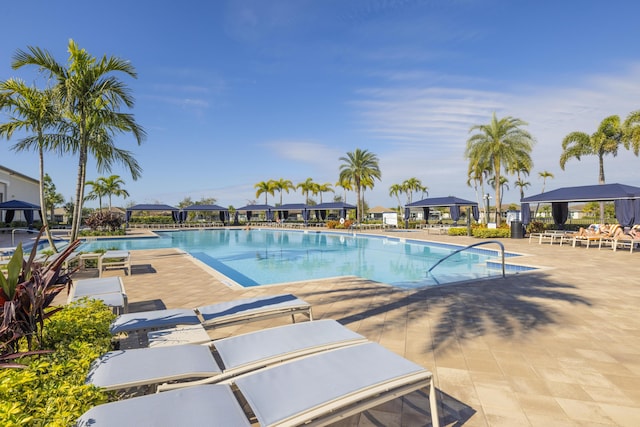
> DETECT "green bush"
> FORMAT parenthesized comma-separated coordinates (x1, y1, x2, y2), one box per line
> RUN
(0, 300, 115, 426)
(472, 227, 511, 238)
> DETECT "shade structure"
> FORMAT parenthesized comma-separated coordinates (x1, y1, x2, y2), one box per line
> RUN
(405, 196, 478, 227)
(181, 204, 229, 224)
(0, 199, 42, 227)
(126, 204, 180, 223)
(274, 203, 309, 223)
(312, 202, 357, 222)
(235, 204, 275, 222)
(521, 183, 640, 227)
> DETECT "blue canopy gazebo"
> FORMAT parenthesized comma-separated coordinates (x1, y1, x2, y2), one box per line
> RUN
(405, 196, 479, 228)
(312, 202, 357, 222)
(0, 199, 42, 228)
(274, 203, 309, 223)
(521, 183, 640, 227)
(125, 204, 181, 224)
(234, 204, 275, 223)
(180, 204, 229, 224)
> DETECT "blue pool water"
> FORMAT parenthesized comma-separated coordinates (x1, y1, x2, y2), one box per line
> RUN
(79, 229, 533, 288)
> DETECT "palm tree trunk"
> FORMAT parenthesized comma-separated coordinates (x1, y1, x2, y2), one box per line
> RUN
(494, 161, 502, 226)
(38, 147, 58, 252)
(71, 146, 88, 241)
(598, 155, 606, 221)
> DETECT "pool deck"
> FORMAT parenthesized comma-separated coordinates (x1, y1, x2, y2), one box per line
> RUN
(10, 228, 640, 426)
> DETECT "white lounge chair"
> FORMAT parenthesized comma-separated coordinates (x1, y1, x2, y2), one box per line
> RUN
(68, 277, 128, 314)
(109, 293, 313, 340)
(87, 319, 367, 392)
(99, 250, 131, 276)
(78, 342, 440, 427)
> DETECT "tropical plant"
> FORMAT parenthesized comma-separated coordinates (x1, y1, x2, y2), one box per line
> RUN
(624, 110, 640, 155)
(389, 183, 403, 214)
(273, 178, 294, 206)
(99, 174, 129, 209)
(465, 113, 535, 225)
(43, 174, 65, 224)
(508, 158, 532, 200)
(0, 229, 81, 363)
(297, 178, 316, 205)
(335, 177, 353, 203)
(0, 79, 63, 251)
(534, 171, 554, 217)
(338, 148, 381, 223)
(514, 179, 530, 201)
(466, 155, 491, 223)
(402, 177, 428, 205)
(560, 115, 625, 184)
(84, 210, 124, 232)
(84, 179, 107, 210)
(316, 182, 334, 203)
(488, 176, 510, 210)
(12, 39, 146, 242)
(254, 180, 277, 205)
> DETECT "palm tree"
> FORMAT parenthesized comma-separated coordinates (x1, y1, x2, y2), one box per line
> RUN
(623, 110, 640, 155)
(12, 40, 146, 241)
(402, 177, 427, 205)
(297, 178, 316, 205)
(560, 115, 625, 185)
(99, 174, 129, 210)
(42, 174, 65, 224)
(507, 158, 531, 200)
(534, 170, 554, 218)
(254, 180, 277, 205)
(0, 79, 63, 250)
(465, 113, 535, 225)
(273, 178, 294, 206)
(316, 182, 334, 203)
(338, 149, 381, 223)
(335, 177, 353, 203)
(488, 176, 510, 209)
(466, 156, 491, 223)
(514, 179, 530, 201)
(389, 183, 403, 213)
(84, 179, 107, 210)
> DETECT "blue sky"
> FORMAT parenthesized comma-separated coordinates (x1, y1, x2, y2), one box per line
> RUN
(2, 0, 640, 209)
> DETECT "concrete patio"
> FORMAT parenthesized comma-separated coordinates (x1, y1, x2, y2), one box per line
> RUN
(10, 228, 640, 426)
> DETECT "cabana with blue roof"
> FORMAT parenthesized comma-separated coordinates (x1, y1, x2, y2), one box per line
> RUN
(521, 183, 640, 228)
(0, 199, 42, 228)
(180, 204, 230, 224)
(125, 204, 181, 225)
(405, 196, 479, 228)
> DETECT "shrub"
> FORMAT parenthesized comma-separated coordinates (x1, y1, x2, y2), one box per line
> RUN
(85, 211, 124, 232)
(325, 220, 354, 229)
(0, 300, 114, 426)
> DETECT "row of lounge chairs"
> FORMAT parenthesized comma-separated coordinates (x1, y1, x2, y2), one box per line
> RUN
(77, 293, 440, 426)
(529, 224, 640, 253)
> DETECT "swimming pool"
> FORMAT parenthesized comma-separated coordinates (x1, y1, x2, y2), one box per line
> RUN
(79, 229, 533, 288)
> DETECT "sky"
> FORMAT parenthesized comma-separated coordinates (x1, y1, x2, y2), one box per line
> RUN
(1, 0, 640, 210)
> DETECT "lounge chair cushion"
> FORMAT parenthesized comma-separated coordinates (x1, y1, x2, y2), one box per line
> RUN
(76, 384, 250, 426)
(197, 293, 310, 325)
(110, 308, 201, 335)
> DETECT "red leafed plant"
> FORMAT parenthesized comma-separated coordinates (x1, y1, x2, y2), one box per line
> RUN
(0, 227, 81, 368)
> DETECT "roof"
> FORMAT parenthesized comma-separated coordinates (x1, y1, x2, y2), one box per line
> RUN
(521, 183, 640, 203)
(406, 196, 478, 207)
(313, 202, 357, 210)
(126, 204, 179, 211)
(0, 165, 39, 184)
(181, 204, 228, 211)
(276, 203, 309, 210)
(368, 206, 396, 214)
(0, 199, 41, 210)
(235, 204, 274, 211)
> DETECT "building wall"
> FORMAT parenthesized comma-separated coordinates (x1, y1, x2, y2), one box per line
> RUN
(0, 165, 40, 205)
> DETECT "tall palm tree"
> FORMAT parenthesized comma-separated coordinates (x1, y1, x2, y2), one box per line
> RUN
(466, 156, 491, 223)
(99, 175, 129, 209)
(42, 174, 65, 224)
(273, 178, 294, 206)
(84, 180, 107, 210)
(623, 110, 640, 155)
(335, 177, 353, 203)
(560, 115, 625, 185)
(488, 176, 510, 209)
(0, 79, 64, 250)
(389, 183, 403, 213)
(338, 149, 381, 223)
(560, 115, 625, 220)
(316, 182, 334, 204)
(465, 113, 535, 225)
(402, 177, 427, 205)
(254, 180, 277, 205)
(514, 179, 531, 201)
(297, 178, 316, 205)
(534, 170, 554, 218)
(507, 158, 531, 200)
(12, 39, 146, 241)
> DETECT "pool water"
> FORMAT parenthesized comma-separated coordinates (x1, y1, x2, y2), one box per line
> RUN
(79, 229, 532, 288)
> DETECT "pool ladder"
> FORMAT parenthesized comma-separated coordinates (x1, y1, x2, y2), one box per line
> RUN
(427, 240, 506, 279)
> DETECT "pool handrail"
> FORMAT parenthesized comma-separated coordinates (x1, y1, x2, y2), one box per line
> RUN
(427, 240, 506, 279)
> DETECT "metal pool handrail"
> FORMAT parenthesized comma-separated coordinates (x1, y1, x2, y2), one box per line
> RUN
(427, 240, 506, 279)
